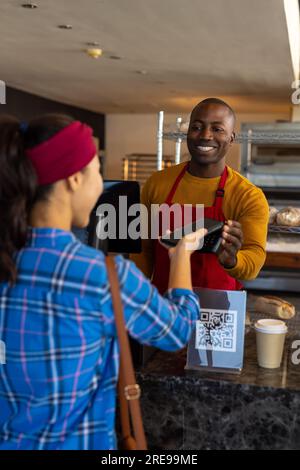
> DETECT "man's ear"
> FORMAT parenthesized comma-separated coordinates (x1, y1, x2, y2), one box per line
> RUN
(230, 131, 236, 145)
(66, 171, 83, 192)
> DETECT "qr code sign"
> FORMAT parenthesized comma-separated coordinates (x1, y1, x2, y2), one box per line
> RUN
(195, 309, 237, 352)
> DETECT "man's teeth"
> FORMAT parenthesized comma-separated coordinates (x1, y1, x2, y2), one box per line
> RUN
(197, 146, 215, 152)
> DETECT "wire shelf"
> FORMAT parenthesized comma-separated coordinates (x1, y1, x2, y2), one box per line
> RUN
(163, 131, 300, 144)
(268, 225, 300, 234)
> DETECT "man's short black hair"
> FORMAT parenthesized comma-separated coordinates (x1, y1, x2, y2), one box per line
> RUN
(192, 97, 236, 125)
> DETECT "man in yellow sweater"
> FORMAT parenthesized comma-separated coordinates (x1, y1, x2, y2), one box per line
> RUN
(132, 98, 269, 293)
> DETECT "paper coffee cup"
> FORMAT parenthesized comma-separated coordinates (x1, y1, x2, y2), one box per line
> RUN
(254, 319, 287, 369)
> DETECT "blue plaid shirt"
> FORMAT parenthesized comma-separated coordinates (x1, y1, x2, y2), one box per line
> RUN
(0, 228, 200, 450)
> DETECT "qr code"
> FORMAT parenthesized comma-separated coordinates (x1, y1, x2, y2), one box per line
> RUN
(195, 309, 237, 352)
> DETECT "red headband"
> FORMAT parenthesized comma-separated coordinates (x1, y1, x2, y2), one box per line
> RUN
(25, 121, 97, 185)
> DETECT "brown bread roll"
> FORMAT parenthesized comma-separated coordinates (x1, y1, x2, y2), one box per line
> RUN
(276, 207, 300, 227)
(254, 295, 295, 319)
(269, 206, 278, 225)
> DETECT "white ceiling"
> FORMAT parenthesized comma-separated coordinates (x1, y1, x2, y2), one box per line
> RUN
(0, 0, 295, 113)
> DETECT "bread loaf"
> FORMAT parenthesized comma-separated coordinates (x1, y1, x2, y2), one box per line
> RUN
(269, 206, 278, 225)
(254, 295, 295, 319)
(276, 207, 300, 227)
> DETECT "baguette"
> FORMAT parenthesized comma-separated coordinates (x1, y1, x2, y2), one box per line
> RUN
(254, 295, 295, 320)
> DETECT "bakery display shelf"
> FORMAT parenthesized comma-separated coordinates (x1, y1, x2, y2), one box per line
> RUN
(268, 225, 300, 234)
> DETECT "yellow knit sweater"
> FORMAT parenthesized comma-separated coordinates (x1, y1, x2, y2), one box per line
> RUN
(131, 162, 269, 282)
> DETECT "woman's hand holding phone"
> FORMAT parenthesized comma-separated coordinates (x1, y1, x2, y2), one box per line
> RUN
(159, 227, 207, 291)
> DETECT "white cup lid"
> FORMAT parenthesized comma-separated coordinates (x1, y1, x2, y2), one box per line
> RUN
(254, 318, 288, 334)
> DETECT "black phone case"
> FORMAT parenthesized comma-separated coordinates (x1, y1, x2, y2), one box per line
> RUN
(161, 218, 224, 253)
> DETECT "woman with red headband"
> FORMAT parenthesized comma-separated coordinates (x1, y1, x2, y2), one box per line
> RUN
(0, 114, 205, 450)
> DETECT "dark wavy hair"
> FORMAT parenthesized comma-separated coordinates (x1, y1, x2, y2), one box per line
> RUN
(0, 113, 75, 284)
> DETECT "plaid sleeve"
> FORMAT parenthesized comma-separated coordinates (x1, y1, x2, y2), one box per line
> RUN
(114, 256, 200, 351)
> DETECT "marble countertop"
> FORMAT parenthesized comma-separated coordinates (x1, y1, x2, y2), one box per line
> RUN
(138, 331, 300, 392)
(137, 293, 300, 449)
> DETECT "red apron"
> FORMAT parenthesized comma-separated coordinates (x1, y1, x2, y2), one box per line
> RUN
(152, 163, 242, 294)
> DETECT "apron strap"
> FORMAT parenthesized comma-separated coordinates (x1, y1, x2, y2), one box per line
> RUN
(213, 166, 228, 211)
(165, 163, 189, 205)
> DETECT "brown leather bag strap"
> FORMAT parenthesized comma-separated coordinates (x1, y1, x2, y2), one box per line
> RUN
(105, 256, 147, 450)
(118, 371, 132, 442)
(118, 372, 138, 450)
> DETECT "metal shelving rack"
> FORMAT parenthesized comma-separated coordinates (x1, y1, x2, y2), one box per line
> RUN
(157, 111, 185, 170)
(122, 153, 174, 186)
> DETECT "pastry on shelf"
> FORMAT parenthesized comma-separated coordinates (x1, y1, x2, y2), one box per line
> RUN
(276, 207, 300, 227)
(269, 206, 278, 225)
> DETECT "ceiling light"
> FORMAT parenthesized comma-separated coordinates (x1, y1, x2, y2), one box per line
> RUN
(86, 47, 103, 59)
(135, 70, 148, 75)
(21, 2, 38, 8)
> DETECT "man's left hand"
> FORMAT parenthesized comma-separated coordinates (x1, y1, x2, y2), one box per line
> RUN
(218, 220, 243, 269)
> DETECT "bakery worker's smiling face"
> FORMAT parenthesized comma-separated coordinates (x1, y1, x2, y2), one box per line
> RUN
(187, 103, 235, 166)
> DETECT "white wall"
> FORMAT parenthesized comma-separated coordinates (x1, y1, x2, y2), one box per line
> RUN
(105, 109, 291, 180)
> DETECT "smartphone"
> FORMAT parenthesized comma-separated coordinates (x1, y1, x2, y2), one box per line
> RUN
(160, 218, 224, 253)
